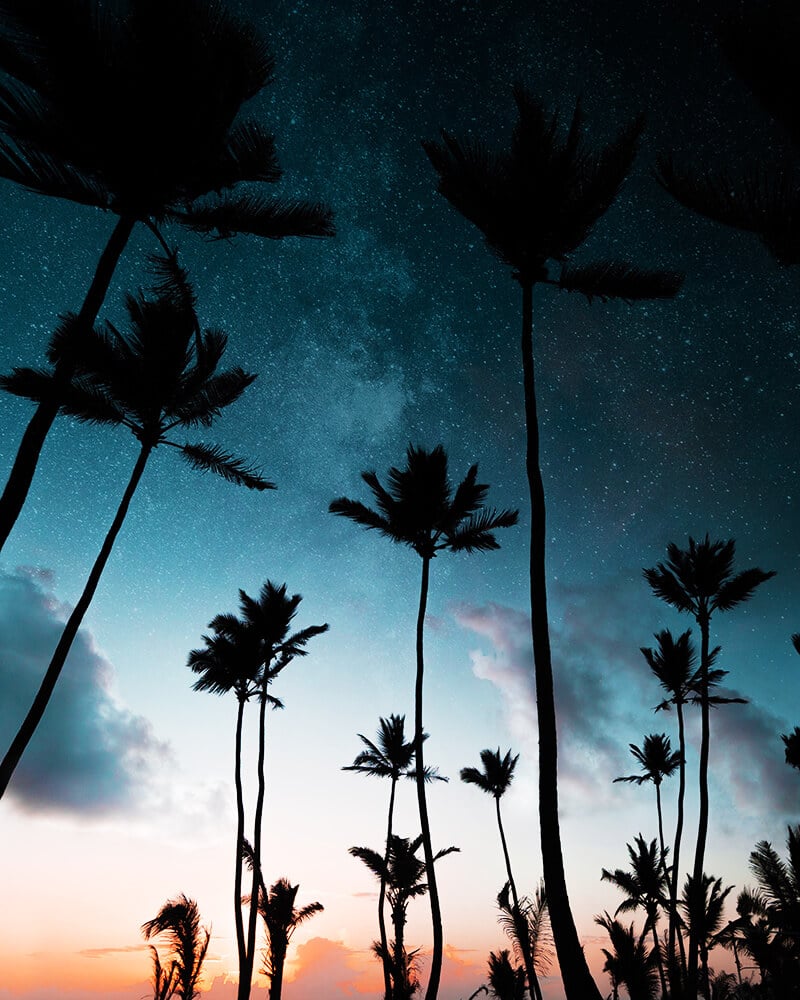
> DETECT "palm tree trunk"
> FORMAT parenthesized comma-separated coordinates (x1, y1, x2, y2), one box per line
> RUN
(520, 280, 602, 1000)
(495, 797, 541, 1000)
(379, 779, 397, 999)
(650, 917, 668, 998)
(0, 440, 151, 799)
(234, 696, 247, 993)
(0, 214, 136, 554)
(242, 682, 269, 1000)
(415, 555, 443, 1000)
(688, 608, 711, 999)
(668, 701, 688, 993)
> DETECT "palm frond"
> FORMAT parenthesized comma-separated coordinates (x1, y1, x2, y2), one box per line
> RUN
(558, 261, 684, 302)
(178, 442, 274, 490)
(178, 193, 335, 240)
(712, 567, 776, 611)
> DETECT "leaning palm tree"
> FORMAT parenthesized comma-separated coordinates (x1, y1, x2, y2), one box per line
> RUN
(256, 878, 323, 1000)
(142, 894, 211, 1000)
(0, 0, 334, 552)
(350, 834, 459, 1000)
(461, 749, 540, 1000)
(0, 253, 272, 801)
(211, 584, 328, 1000)
(424, 86, 682, 1000)
(644, 535, 775, 993)
(344, 714, 445, 999)
(614, 734, 682, 874)
(331, 444, 517, 1000)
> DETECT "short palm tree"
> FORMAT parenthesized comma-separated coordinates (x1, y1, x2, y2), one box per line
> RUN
(331, 443, 517, 1000)
(207, 583, 328, 1000)
(0, 0, 334, 552)
(344, 714, 445, 999)
(601, 835, 671, 997)
(614, 734, 682, 873)
(350, 834, 459, 1000)
(255, 877, 323, 1000)
(461, 749, 540, 1000)
(147, 945, 178, 1000)
(644, 535, 775, 992)
(595, 912, 660, 1000)
(424, 87, 682, 1000)
(496, 881, 553, 1000)
(0, 254, 271, 801)
(487, 950, 526, 1000)
(679, 873, 734, 999)
(142, 894, 211, 1000)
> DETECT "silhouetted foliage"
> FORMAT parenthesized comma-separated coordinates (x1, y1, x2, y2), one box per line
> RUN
(142, 895, 210, 1000)
(257, 878, 323, 1000)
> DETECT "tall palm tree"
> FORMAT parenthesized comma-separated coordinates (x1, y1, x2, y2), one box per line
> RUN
(614, 734, 682, 872)
(210, 584, 328, 1000)
(0, 254, 271, 801)
(0, 0, 334, 552)
(350, 834, 459, 1000)
(601, 835, 671, 997)
(142, 894, 211, 1000)
(344, 714, 445, 999)
(424, 86, 682, 1000)
(461, 748, 540, 1000)
(256, 878, 323, 1000)
(331, 444, 517, 1000)
(640, 628, 698, 982)
(644, 535, 775, 993)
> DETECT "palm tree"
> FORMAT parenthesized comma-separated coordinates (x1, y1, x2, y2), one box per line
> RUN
(614, 734, 682, 873)
(210, 584, 328, 1000)
(782, 728, 800, 771)
(641, 628, 698, 982)
(255, 878, 323, 1000)
(595, 912, 660, 1000)
(461, 748, 540, 1000)
(496, 881, 553, 1000)
(147, 945, 178, 1000)
(142, 894, 211, 1000)
(644, 535, 775, 993)
(0, 254, 271, 801)
(486, 950, 526, 1000)
(601, 835, 671, 996)
(331, 443, 517, 1000)
(424, 86, 682, 1000)
(350, 834, 459, 1000)
(0, 0, 334, 552)
(679, 874, 734, 1000)
(344, 715, 445, 999)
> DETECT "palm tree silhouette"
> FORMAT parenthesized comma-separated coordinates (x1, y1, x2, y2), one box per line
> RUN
(0, 0, 334, 552)
(207, 584, 328, 1000)
(350, 834, 459, 1000)
(614, 734, 682, 875)
(461, 748, 540, 1000)
(331, 443, 517, 1000)
(495, 881, 552, 1000)
(147, 945, 178, 1000)
(142, 894, 211, 1000)
(253, 877, 323, 1000)
(644, 535, 774, 993)
(601, 835, 670, 997)
(595, 911, 659, 1000)
(486, 949, 526, 1000)
(424, 86, 682, 1000)
(344, 714, 445, 999)
(678, 873, 733, 999)
(0, 253, 271, 801)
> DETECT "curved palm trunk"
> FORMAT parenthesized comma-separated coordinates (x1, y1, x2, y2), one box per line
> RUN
(241, 685, 269, 1000)
(495, 796, 541, 1000)
(688, 608, 711, 999)
(379, 778, 398, 999)
(234, 696, 247, 992)
(0, 441, 151, 798)
(0, 214, 136, 554)
(415, 555, 443, 1000)
(520, 280, 602, 1000)
(668, 701, 688, 992)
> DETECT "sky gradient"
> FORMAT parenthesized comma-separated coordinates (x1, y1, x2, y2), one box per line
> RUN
(1, 1, 798, 998)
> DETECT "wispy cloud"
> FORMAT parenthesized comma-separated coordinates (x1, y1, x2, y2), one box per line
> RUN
(0, 568, 170, 815)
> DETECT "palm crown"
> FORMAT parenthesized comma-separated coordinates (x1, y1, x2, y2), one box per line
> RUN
(330, 443, 518, 560)
(614, 734, 682, 789)
(460, 748, 519, 800)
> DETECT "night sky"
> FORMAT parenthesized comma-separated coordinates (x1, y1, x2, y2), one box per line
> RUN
(0, 2, 797, 998)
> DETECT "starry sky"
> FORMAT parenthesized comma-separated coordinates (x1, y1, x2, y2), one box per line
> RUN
(0, 1, 798, 998)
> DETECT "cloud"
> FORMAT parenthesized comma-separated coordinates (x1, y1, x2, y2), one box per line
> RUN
(0, 568, 170, 815)
(284, 937, 382, 997)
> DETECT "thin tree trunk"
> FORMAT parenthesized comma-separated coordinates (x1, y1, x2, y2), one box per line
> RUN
(520, 280, 602, 1000)
(0, 214, 136, 554)
(379, 778, 397, 999)
(415, 556, 443, 1000)
(495, 796, 541, 1000)
(669, 700, 688, 993)
(234, 696, 247, 995)
(650, 917, 668, 998)
(0, 441, 151, 798)
(688, 608, 711, 999)
(242, 679, 269, 1000)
